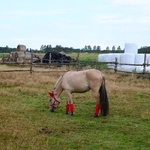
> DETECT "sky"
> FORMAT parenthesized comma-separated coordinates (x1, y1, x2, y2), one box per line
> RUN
(0, 0, 150, 50)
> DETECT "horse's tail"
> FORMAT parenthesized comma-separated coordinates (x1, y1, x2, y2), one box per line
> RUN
(99, 77, 109, 116)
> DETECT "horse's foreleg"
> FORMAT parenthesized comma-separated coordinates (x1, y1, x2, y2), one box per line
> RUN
(65, 103, 74, 116)
(66, 103, 70, 114)
(65, 90, 74, 116)
(70, 104, 74, 116)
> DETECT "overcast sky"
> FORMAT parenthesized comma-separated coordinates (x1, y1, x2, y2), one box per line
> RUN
(0, 0, 150, 50)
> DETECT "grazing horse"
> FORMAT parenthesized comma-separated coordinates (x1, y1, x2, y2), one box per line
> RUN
(49, 69, 109, 117)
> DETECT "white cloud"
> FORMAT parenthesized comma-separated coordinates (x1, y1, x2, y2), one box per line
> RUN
(0, 0, 150, 49)
(94, 14, 133, 24)
(113, 0, 150, 14)
(0, 10, 64, 17)
(0, 24, 13, 29)
(113, 0, 150, 6)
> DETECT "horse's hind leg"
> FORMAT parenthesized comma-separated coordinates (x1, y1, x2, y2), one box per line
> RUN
(65, 90, 74, 116)
(94, 103, 100, 117)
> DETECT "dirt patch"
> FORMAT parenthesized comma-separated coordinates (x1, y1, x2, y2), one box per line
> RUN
(38, 127, 70, 134)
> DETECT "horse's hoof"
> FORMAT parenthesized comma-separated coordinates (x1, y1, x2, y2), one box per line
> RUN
(50, 108, 55, 112)
(70, 113, 74, 116)
(94, 114, 99, 118)
(50, 110, 54, 112)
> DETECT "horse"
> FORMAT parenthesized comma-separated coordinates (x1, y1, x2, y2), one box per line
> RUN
(48, 69, 109, 117)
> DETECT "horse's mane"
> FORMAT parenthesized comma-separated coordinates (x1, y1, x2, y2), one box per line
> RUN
(53, 75, 63, 90)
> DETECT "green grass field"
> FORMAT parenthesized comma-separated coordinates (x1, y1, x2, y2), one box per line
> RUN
(0, 53, 4, 58)
(0, 52, 98, 60)
(0, 65, 150, 150)
(0, 53, 9, 58)
(68, 52, 98, 61)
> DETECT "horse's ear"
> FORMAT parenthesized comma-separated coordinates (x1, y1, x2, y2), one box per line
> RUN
(49, 92, 54, 97)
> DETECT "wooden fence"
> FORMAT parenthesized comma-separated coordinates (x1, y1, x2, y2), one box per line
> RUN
(0, 53, 150, 77)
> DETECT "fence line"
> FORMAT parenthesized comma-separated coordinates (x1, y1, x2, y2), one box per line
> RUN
(0, 53, 150, 76)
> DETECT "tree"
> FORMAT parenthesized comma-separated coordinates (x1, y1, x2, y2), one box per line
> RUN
(106, 46, 110, 51)
(117, 46, 121, 50)
(87, 45, 92, 51)
(97, 46, 101, 51)
(84, 45, 88, 51)
(112, 46, 115, 51)
(47, 45, 51, 48)
(93, 45, 97, 51)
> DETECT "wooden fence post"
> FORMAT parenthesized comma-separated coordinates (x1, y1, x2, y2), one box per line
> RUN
(49, 53, 51, 64)
(2, 53, 4, 63)
(40, 59, 42, 63)
(61, 58, 63, 65)
(76, 53, 80, 70)
(114, 57, 118, 73)
(30, 51, 33, 74)
(9, 53, 11, 63)
(142, 53, 147, 78)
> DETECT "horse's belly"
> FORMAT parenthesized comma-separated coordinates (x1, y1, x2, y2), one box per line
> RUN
(73, 85, 90, 93)
(66, 83, 90, 93)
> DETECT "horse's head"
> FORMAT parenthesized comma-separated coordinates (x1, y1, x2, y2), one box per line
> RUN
(48, 91, 60, 112)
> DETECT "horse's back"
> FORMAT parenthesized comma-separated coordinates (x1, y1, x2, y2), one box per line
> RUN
(62, 70, 88, 92)
(86, 69, 104, 80)
(63, 69, 104, 82)
(61, 69, 104, 92)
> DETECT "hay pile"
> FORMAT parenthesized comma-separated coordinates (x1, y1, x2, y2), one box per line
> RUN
(9, 44, 32, 63)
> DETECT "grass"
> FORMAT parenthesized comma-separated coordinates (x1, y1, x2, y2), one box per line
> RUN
(0, 53, 9, 58)
(67, 53, 107, 69)
(0, 66, 150, 150)
(0, 53, 4, 58)
(0, 52, 98, 60)
(67, 52, 98, 61)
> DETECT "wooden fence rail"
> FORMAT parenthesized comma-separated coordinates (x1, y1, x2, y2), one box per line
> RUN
(0, 53, 150, 76)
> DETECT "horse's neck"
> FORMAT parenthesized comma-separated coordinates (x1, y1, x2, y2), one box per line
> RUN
(54, 76, 63, 98)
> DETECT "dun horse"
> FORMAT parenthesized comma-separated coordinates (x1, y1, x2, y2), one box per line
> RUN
(49, 69, 109, 117)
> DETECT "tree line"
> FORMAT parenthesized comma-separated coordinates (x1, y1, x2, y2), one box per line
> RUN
(0, 45, 150, 54)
